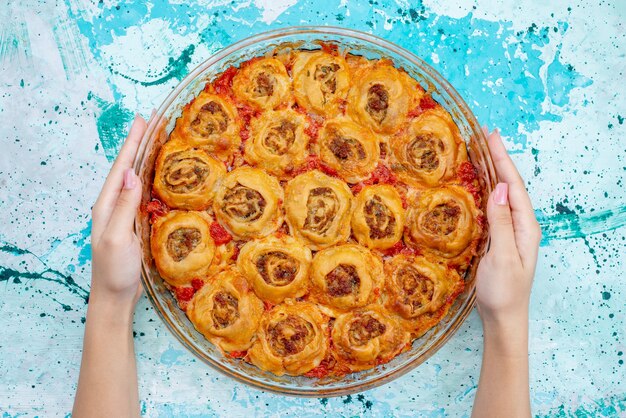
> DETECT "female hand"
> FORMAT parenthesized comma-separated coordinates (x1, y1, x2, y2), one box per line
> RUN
(89, 115, 147, 316)
(73, 115, 147, 418)
(475, 128, 542, 326)
(471, 128, 541, 418)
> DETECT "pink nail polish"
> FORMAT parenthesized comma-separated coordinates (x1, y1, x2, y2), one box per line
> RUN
(124, 168, 136, 190)
(494, 183, 508, 205)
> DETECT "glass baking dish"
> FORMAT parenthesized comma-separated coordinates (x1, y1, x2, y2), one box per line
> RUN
(133, 26, 496, 397)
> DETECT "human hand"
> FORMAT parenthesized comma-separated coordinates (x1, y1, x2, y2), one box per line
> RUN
(89, 115, 147, 316)
(475, 128, 542, 328)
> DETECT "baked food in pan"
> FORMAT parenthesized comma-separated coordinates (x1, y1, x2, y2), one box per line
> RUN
(146, 46, 484, 377)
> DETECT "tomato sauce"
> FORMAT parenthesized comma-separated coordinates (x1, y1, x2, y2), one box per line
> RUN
(457, 161, 482, 205)
(408, 94, 438, 118)
(145, 198, 169, 223)
(228, 350, 247, 359)
(304, 363, 331, 379)
(191, 278, 205, 292)
(291, 155, 339, 177)
(364, 163, 397, 186)
(213, 66, 237, 96)
(237, 104, 258, 142)
(320, 42, 339, 55)
(210, 221, 233, 245)
(174, 286, 195, 303)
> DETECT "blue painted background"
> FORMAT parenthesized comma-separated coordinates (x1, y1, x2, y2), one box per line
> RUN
(1, 0, 624, 416)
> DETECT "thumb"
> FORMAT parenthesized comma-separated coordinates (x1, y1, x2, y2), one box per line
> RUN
(486, 182, 517, 253)
(106, 168, 143, 238)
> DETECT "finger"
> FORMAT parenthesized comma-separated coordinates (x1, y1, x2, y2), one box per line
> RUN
(104, 168, 143, 242)
(487, 130, 541, 264)
(487, 129, 534, 213)
(92, 115, 147, 239)
(486, 183, 520, 260)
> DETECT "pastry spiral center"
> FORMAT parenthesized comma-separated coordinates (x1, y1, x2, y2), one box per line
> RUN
(253, 71, 275, 97)
(364, 195, 396, 239)
(365, 83, 389, 123)
(262, 121, 296, 155)
(407, 133, 444, 172)
(163, 152, 209, 193)
(422, 203, 461, 236)
(348, 314, 386, 346)
(166, 227, 201, 261)
(191, 101, 229, 137)
(255, 251, 299, 286)
(329, 134, 366, 161)
(314, 63, 340, 98)
(396, 266, 435, 311)
(222, 183, 267, 221)
(326, 264, 360, 297)
(303, 187, 339, 235)
(268, 315, 314, 356)
(211, 291, 239, 329)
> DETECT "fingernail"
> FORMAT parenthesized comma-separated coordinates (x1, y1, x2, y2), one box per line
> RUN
(124, 168, 137, 190)
(494, 182, 508, 205)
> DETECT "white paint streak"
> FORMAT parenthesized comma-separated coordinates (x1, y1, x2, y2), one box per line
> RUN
(254, 0, 297, 24)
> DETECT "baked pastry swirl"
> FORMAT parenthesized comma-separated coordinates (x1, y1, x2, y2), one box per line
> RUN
(292, 51, 350, 117)
(405, 186, 481, 267)
(244, 109, 309, 178)
(187, 268, 264, 352)
(237, 234, 312, 304)
(284, 170, 353, 250)
(351, 185, 405, 250)
(318, 117, 380, 183)
(147, 46, 486, 378)
(390, 108, 468, 187)
(248, 302, 329, 376)
(172, 91, 240, 161)
(347, 60, 420, 134)
(153, 140, 226, 210)
(213, 167, 284, 239)
(232, 57, 291, 110)
(331, 304, 410, 371)
(310, 244, 383, 314)
(150, 211, 215, 287)
(384, 254, 463, 336)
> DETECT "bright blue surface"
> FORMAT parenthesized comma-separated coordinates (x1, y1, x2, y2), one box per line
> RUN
(1, 0, 624, 416)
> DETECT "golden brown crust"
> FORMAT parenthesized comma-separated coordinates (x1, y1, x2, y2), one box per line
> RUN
(150, 211, 215, 286)
(390, 108, 468, 187)
(318, 117, 380, 183)
(331, 304, 410, 371)
(346, 60, 422, 134)
(284, 170, 353, 250)
(153, 141, 226, 210)
(292, 51, 350, 117)
(213, 167, 284, 240)
(351, 185, 405, 250)
(248, 302, 329, 376)
(244, 109, 310, 179)
(232, 57, 291, 110)
(187, 267, 264, 352)
(383, 254, 463, 337)
(171, 91, 240, 161)
(237, 234, 312, 304)
(404, 186, 482, 268)
(310, 244, 383, 315)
